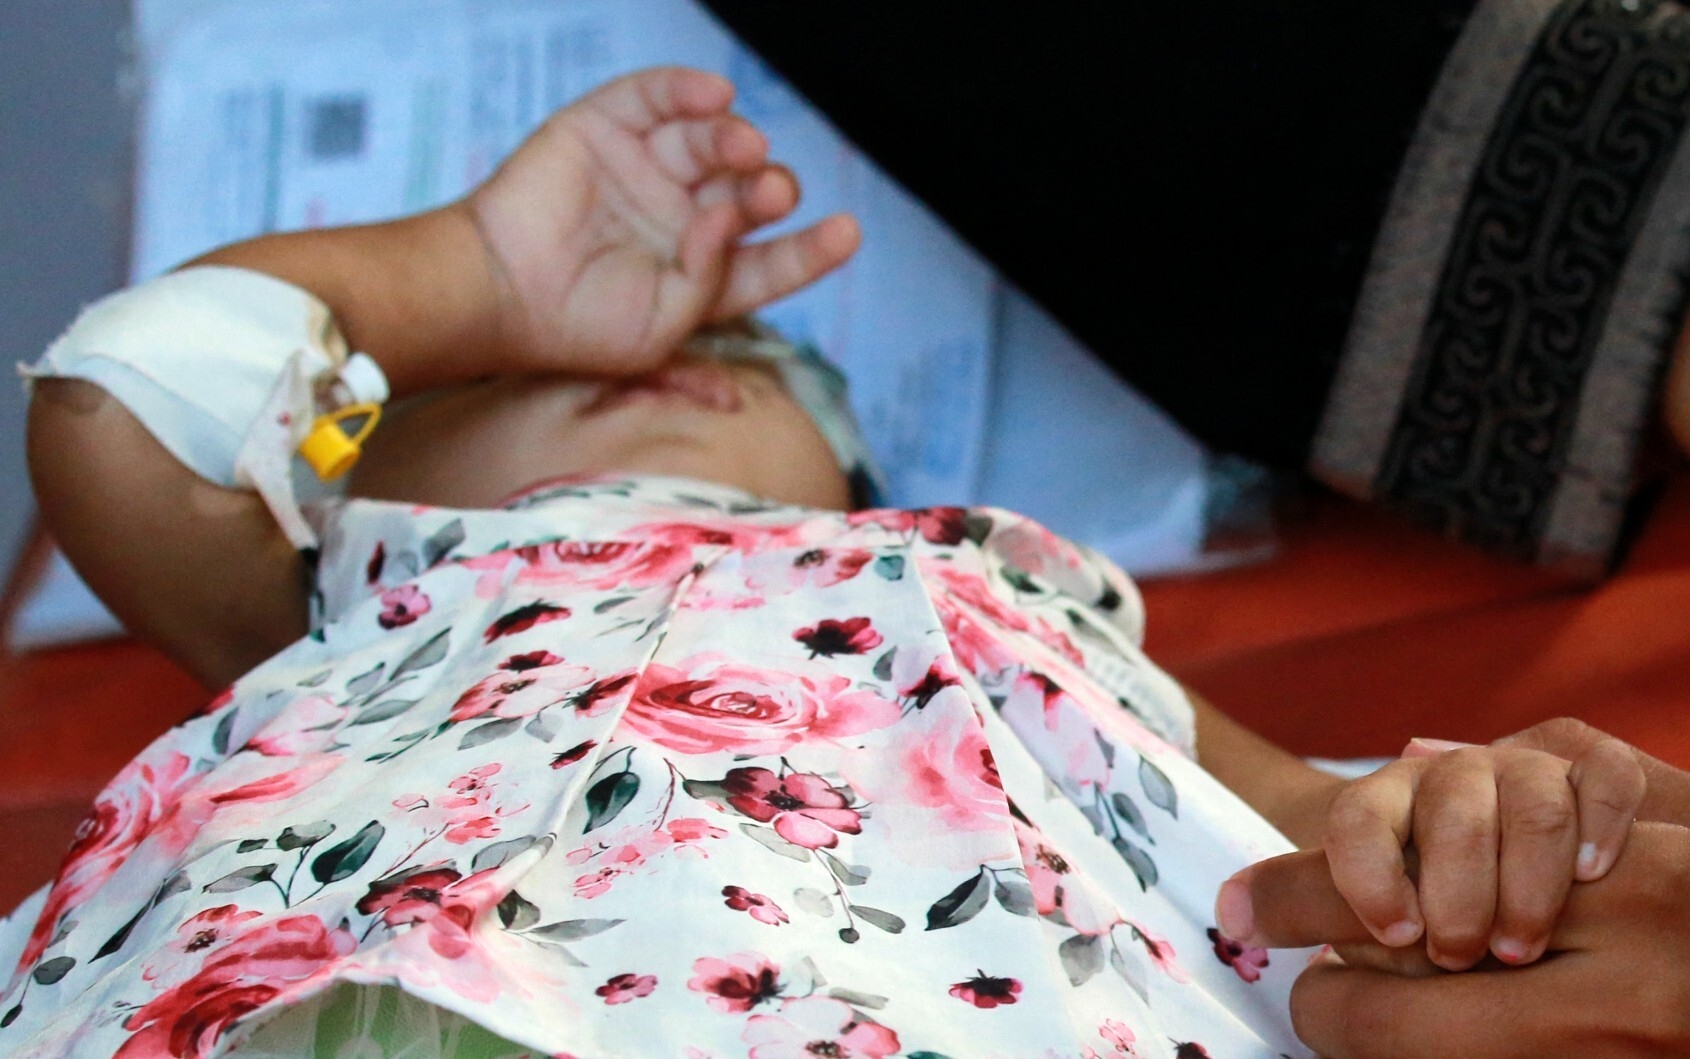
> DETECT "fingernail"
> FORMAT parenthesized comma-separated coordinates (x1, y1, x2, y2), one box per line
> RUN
(1493, 937, 1531, 964)
(1380, 919, 1422, 947)
(1577, 841, 1603, 879)
(1215, 878, 1255, 944)
(1403, 737, 1477, 759)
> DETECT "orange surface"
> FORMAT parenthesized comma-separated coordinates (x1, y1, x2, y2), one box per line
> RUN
(1145, 474, 1690, 766)
(3, 475, 1688, 914)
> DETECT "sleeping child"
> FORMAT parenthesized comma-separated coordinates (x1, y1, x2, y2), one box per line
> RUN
(1, 67, 1643, 1059)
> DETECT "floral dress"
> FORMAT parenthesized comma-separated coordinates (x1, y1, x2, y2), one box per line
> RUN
(0, 474, 1316, 1059)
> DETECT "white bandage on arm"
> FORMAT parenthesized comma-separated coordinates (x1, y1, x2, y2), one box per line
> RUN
(21, 265, 388, 549)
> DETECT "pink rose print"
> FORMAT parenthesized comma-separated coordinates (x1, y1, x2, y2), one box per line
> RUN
(351, 866, 513, 1004)
(1014, 818, 1115, 935)
(792, 617, 883, 658)
(931, 596, 1019, 673)
(667, 817, 725, 843)
(743, 996, 901, 1059)
(114, 915, 355, 1059)
(762, 547, 873, 593)
(722, 886, 789, 926)
(171, 905, 263, 956)
(572, 868, 618, 900)
(570, 672, 638, 717)
(900, 657, 962, 710)
(142, 904, 265, 983)
(724, 767, 862, 849)
(441, 763, 501, 805)
(857, 705, 1005, 832)
(687, 952, 782, 1013)
(15, 749, 331, 972)
(1100, 1018, 1139, 1057)
(393, 765, 527, 846)
(448, 652, 591, 722)
(357, 867, 465, 927)
(850, 506, 973, 545)
(1130, 921, 1191, 983)
(1207, 927, 1270, 983)
(482, 601, 571, 643)
(625, 656, 899, 756)
(551, 739, 598, 769)
(245, 695, 346, 757)
(377, 585, 431, 629)
(948, 971, 1022, 1009)
(931, 563, 1086, 666)
(467, 524, 753, 596)
(596, 973, 657, 1005)
(355, 865, 507, 962)
(568, 818, 729, 898)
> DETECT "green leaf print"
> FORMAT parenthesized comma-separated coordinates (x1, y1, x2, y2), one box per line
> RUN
(202, 863, 278, 893)
(1059, 932, 1104, 986)
(460, 717, 522, 750)
(390, 629, 450, 680)
(311, 821, 385, 884)
(31, 957, 75, 986)
(1138, 755, 1179, 818)
(924, 869, 990, 931)
(277, 822, 335, 851)
(853, 906, 905, 934)
(583, 771, 640, 832)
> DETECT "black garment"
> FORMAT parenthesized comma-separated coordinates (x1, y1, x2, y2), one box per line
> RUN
(700, 2, 1477, 467)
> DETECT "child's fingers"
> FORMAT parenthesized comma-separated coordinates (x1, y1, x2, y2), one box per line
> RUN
(1322, 760, 1426, 950)
(1567, 736, 1645, 882)
(710, 214, 862, 319)
(648, 117, 768, 186)
(590, 67, 736, 133)
(1412, 749, 1500, 971)
(1489, 752, 1577, 965)
(674, 201, 742, 308)
(691, 168, 798, 235)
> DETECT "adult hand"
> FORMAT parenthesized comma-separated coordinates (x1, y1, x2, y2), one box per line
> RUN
(467, 66, 860, 377)
(1221, 822, 1690, 1058)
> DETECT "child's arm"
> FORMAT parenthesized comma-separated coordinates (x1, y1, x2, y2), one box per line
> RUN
(29, 67, 856, 690)
(1190, 685, 1345, 849)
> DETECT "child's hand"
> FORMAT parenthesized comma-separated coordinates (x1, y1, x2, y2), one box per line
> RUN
(465, 66, 860, 377)
(1321, 739, 1644, 970)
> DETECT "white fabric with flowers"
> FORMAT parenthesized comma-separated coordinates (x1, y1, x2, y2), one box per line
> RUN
(0, 475, 1315, 1059)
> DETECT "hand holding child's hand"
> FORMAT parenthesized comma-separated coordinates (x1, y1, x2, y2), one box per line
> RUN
(465, 66, 860, 376)
(1320, 738, 1644, 970)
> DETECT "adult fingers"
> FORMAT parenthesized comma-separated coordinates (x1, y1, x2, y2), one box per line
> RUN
(1217, 849, 1375, 950)
(1489, 751, 1577, 965)
(1290, 951, 1615, 1059)
(1322, 761, 1425, 948)
(709, 214, 862, 319)
(1412, 748, 1499, 970)
(589, 67, 735, 132)
(648, 116, 768, 186)
(1566, 736, 1645, 881)
(1235, 823, 1690, 956)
